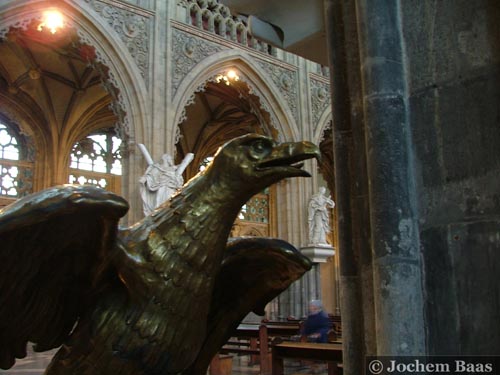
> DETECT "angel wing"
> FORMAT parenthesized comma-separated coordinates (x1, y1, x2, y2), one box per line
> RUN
(0, 185, 128, 370)
(185, 237, 312, 373)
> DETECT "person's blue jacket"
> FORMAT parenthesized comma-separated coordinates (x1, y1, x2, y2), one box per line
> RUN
(302, 310, 331, 343)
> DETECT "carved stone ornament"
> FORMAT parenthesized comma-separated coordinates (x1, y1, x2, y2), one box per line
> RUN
(255, 60, 299, 124)
(310, 77, 331, 132)
(171, 28, 225, 96)
(318, 119, 332, 144)
(75, 26, 131, 141)
(84, 0, 152, 86)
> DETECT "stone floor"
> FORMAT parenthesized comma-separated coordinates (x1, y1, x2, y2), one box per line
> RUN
(232, 355, 329, 375)
(0, 346, 329, 375)
(0, 347, 58, 375)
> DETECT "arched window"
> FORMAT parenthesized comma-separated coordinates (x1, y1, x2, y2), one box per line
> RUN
(238, 188, 269, 223)
(0, 121, 33, 205)
(199, 156, 271, 236)
(69, 130, 122, 193)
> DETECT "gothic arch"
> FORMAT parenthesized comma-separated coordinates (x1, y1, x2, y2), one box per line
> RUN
(0, 0, 149, 149)
(172, 50, 299, 152)
(312, 113, 335, 208)
(315, 111, 333, 146)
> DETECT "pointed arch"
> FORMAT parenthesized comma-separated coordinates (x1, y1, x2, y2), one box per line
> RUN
(315, 111, 333, 146)
(313, 111, 334, 190)
(0, 0, 149, 148)
(172, 50, 299, 152)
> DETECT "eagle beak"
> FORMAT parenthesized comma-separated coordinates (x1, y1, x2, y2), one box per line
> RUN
(257, 141, 321, 177)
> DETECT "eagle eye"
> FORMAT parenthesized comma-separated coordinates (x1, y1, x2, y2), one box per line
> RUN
(249, 139, 272, 160)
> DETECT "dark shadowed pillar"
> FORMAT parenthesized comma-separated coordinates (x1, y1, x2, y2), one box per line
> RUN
(355, 0, 425, 355)
(324, 1, 373, 374)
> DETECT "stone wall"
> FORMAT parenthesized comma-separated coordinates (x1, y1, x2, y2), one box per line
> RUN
(403, 0, 500, 354)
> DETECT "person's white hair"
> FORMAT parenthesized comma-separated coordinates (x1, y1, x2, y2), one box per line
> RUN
(310, 299, 323, 309)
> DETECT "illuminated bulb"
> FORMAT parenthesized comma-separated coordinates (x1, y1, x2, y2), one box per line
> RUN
(38, 10, 64, 34)
(227, 70, 239, 82)
(215, 70, 239, 86)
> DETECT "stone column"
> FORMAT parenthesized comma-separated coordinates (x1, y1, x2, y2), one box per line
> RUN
(356, 1, 426, 355)
(324, 1, 369, 374)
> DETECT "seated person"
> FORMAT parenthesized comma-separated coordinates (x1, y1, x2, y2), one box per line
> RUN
(301, 300, 331, 343)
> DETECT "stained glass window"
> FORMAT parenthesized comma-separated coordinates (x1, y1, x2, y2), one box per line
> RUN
(69, 131, 122, 191)
(0, 122, 33, 198)
(238, 189, 269, 223)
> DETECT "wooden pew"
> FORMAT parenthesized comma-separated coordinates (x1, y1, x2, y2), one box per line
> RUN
(271, 341, 343, 375)
(287, 314, 342, 343)
(328, 314, 342, 342)
(209, 354, 233, 375)
(253, 321, 302, 366)
(215, 321, 303, 375)
(262, 320, 303, 339)
(218, 323, 271, 375)
(212, 320, 307, 375)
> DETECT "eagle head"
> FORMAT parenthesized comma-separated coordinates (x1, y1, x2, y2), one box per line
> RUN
(207, 134, 321, 195)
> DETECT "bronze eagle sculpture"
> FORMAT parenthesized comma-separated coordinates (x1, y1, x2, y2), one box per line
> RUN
(0, 134, 320, 374)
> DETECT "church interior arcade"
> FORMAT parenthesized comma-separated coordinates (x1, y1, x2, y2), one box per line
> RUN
(2, 0, 499, 374)
(0, 0, 337, 332)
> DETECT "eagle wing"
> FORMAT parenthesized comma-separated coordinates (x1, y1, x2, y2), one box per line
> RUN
(0, 185, 128, 370)
(186, 237, 312, 373)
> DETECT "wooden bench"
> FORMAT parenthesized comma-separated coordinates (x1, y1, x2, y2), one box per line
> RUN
(262, 320, 303, 338)
(328, 314, 342, 341)
(209, 354, 233, 375)
(218, 323, 271, 374)
(215, 321, 303, 375)
(271, 341, 343, 375)
(269, 315, 342, 342)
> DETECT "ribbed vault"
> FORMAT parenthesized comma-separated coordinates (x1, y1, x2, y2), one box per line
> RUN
(0, 20, 117, 186)
(177, 78, 276, 176)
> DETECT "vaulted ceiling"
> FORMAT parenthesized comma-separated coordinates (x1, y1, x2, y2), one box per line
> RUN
(0, 11, 328, 182)
(0, 20, 263, 170)
(177, 79, 276, 175)
(0, 21, 117, 145)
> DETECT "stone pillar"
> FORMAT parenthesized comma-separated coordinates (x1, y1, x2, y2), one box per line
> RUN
(306, 264, 320, 302)
(277, 276, 309, 320)
(356, 0, 426, 355)
(324, 1, 369, 374)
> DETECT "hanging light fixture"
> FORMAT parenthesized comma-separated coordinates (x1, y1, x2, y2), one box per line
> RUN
(37, 10, 64, 34)
(215, 69, 240, 86)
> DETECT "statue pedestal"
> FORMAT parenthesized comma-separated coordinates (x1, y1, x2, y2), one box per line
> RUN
(301, 244, 335, 263)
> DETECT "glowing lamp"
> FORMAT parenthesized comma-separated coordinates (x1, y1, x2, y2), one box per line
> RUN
(227, 70, 238, 80)
(38, 10, 64, 34)
(215, 69, 240, 86)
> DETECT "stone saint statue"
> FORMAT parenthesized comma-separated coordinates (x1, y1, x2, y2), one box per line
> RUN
(308, 186, 335, 245)
(138, 143, 194, 216)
